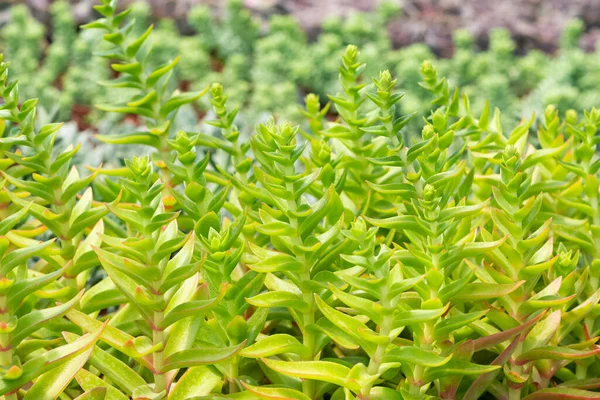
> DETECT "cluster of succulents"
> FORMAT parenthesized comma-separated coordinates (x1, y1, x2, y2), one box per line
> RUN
(0, 1, 599, 399)
(394, 21, 600, 128)
(0, 2, 108, 123)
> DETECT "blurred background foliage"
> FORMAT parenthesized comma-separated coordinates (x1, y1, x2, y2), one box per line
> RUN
(0, 0, 598, 168)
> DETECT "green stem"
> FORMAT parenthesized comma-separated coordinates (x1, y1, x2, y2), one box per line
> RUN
(581, 193, 600, 379)
(411, 365, 425, 394)
(576, 362, 588, 379)
(0, 353, 10, 368)
(363, 309, 391, 398)
(0, 295, 12, 368)
(232, 140, 248, 185)
(283, 162, 316, 398)
(299, 264, 316, 398)
(508, 387, 521, 400)
(158, 134, 173, 189)
(0, 344, 11, 368)
(153, 311, 167, 395)
(229, 356, 239, 393)
(590, 189, 600, 255)
(302, 306, 316, 399)
(507, 342, 524, 400)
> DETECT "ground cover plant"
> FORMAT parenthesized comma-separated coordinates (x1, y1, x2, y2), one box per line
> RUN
(0, 0, 599, 399)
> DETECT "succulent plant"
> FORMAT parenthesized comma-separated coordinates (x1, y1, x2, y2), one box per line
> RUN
(0, 1, 598, 399)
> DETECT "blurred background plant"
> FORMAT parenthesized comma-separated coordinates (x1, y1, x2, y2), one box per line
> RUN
(0, 0, 598, 167)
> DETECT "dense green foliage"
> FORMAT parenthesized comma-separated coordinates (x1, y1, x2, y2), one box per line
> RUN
(0, 1, 599, 399)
